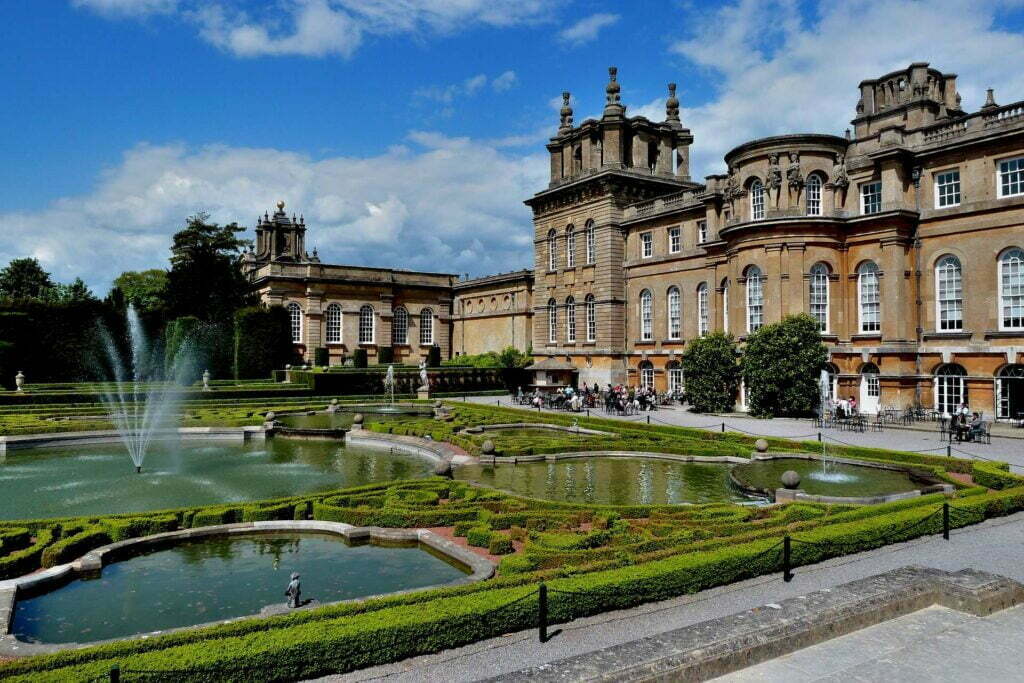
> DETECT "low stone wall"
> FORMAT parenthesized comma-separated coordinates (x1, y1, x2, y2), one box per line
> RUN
(345, 428, 475, 467)
(478, 450, 748, 466)
(461, 423, 615, 438)
(493, 566, 1024, 682)
(0, 426, 267, 454)
(0, 520, 493, 656)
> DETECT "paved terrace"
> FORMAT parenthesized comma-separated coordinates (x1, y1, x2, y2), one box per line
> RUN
(461, 394, 1024, 470)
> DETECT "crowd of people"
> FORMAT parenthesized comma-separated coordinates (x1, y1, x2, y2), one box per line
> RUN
(516, 383, 683, 414)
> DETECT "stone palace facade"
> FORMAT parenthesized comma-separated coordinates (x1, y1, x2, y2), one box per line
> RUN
(246, 61, 1024, 420)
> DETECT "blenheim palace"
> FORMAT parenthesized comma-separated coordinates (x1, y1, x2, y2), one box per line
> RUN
(243, 62, 1024, 421)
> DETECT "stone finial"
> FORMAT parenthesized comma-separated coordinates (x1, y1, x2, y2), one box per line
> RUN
(982, 88, 998, 110)
(299, 214, 304, 224)
(665, 83, 680, 123)
(754, 438, 769, 453)
(558, 91, 574, 132)
(781, 470, 801, 489)
(603, 66, 624, 117)
(277, 200, 285, 211)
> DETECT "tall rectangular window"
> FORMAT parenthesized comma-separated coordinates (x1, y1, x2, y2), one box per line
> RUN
(806, 175, 822, 216)
(667, 287, 680, 340)
(697, 284, 709, 336)
(935, 170, 961, 208)
(936, 256, 963, 331)
(566, 229, 575, 267)
(999, 157, 1024, 198)
(585, 224, 595, 264)
(745, 268, 763, 333)
(641, 232, 653, 258)
(585, 295, 596, 341)
(668, 227, 681, 254)
(640, 290, 653, 340)
(697, 220, 708, 244)
(860, 181, 882, 215)
(858, 263, 881, 332)
(566, 298, 576, 343)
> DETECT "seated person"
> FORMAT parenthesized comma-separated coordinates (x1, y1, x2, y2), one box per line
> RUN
(967, 413, 984, 441)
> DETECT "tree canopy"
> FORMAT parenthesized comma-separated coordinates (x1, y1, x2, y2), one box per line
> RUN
(110, 269, 169, 313)
(164, 213, 253, 321)
(741, 314, 829, 418)
(0, 258, 54, 300)
(681, 332, 740, 413)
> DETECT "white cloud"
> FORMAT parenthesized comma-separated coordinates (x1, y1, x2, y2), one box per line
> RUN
(75, 0, 561, 58)
(0, 136, 546, 292)
(671, 0, 1024, 178)
(492, 70, 518, 92)
(72, 0, 178, 16)
(557, 12, 618, 46)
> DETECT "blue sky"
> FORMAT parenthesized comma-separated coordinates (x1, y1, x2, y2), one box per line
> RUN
(4, 0, 1024, 292)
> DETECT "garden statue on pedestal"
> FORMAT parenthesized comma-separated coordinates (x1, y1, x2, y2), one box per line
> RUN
(15, 370, 24, 392)
(285, 572, 301, 608)
(417, 359, 430, 399)
(202, 369, 211, 392)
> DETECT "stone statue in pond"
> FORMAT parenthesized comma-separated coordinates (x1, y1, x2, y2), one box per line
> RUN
(285, 572, 301, 608)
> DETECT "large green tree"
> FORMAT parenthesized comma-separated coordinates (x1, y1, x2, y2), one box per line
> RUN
(681, 332, 740, 413)
(741, 314, 829, 418)
(164, 213, 253, 321)
(110, 269, 168, 312)
(0, 257, 54, 300)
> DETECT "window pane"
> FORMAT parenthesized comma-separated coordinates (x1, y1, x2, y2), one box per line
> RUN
(359, 306, 374, 344)
(935, 170, 961, 208)
(861, 182, 882, 214)
(751, 182, 764, 220)
(419, 308, 433, 345)
(746, 268, 763, 332)
(566, 298, 576, 342)
(640, 291, 653, 340)
(325, 304, 342, 344)
(392, 307, 407, 345)
(1000, 158, 1023, 198)
(668, 288, 680, 339)
(697, 284, 709, 336)
(1002, 249, 1024, 329)
(806, 175, 821, 216)
(859, 263, 880, 332)
(288, 303, 302, 343)
(809, 264, 829, 332)
(585, 295, 596, 341)
(936, 257, 963, 331)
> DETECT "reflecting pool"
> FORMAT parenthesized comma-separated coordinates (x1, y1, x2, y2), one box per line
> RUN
(731, 458, 921, 497)
(0, 439, 435, 520)
(454, 457, 753, 505)
(12, 533, 467, 644)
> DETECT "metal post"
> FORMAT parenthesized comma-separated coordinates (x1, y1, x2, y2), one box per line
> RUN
(947, 445, 951, 458)
(943, 503, 950, 540)
(538, 583, 548, 642)
(110, 665, 120, 683)
(587, 409, 590, 418)
(721, 422, 726, 433)
(783, 536, 793, 582)
(818, 432, 822, 442)
(647, 415, 651, 425)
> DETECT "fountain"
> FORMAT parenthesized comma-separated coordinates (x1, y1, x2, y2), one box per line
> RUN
(816, 368, 848, 481)
(383, 364, 396, 407)
(97, 305, 192, 473)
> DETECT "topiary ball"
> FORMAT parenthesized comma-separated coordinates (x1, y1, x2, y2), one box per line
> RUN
(481, 439, 496, 455)
(781, 470, 801, 489)
(433, 460, 453, 477)
(754, 438, 769, 453)
(353, 413, 364, 425)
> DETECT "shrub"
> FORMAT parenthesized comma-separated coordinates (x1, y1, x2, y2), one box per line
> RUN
(103, 515, 178, 542)
(498, 553, 535, 574)
(242, 504, 295, 522)
(377, 347, 394, 365)
(233, 306, 293, 380)
(972, 462, 1024, 490)
(488, 534, 514, 555)
(741, 314, 829, 418)
(427, 346, 441, 367)
(40, 526, 111, 568)
(353, 349, 368, 368)
(453, 521, 477, 537)
(0, 528, 55, 579)
(465, 525, 492, 547)
(190, 507, 240, 528)
(681, 332, 740, 413)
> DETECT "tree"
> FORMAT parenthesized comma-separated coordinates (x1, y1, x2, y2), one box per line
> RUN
(741, 314, 829, 418)
(50, 278, 97, 303)
(681, 332, 740, 413)
(0, 258, 54, 300)
(111, 269, 168, 312)
(164, 213, 253, 321)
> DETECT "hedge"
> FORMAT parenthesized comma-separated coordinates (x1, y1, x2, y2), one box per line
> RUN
(40, 526, 111, 568)
(0, 528, 56, 579)
(465, 525, 492, 548)
(234, 306, 293, 380)
(488, 534, 514, 555)
(972, 461, 1024, 490)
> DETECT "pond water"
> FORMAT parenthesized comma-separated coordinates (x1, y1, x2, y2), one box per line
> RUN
(454, 457, 753, 505)
(278, 411, 428, 430)
(731, 458, 921, 497)
(11, 533, 467, 644)
(0, 439, 435, 521)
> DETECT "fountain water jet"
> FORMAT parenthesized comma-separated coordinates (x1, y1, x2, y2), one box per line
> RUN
(98, 305, 193, 473)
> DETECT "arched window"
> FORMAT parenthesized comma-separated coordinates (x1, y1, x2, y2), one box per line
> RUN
(750, 179, 765, 220)
(639, 289, 653, 341)
(358, 305, 374, 344)
(325, 303, 342, 344)
(667, 286, 681, 339)
(287, 302, 303, 343)
(639, 360, 654, 389)
(997, 364, 1024, 420)
(809, 263, 829, 333)
(667, 361, 683, 395)
(566, 296, 576, 342)
(858, 261, 881, 332)
(565, 225, 575, 268)
(860, 362, 880, 413)
(825, 362, 839, 401)
(585, 294, 596, 342)
(936, 255, 963, 331)
(547, 229, 557, 271)
(999, 248, 1024, 330)
(392, 306, 408, 345)
(585, 220, 596, 264)
(419, 308, 433, 345)
(548, 298, 557, 343)
(806, 173, 822, 216)
(697, 283, 709, 336)
(934, 363, 966, 416)
(745, 266, 763, 333)
(721, 278, 730, 333)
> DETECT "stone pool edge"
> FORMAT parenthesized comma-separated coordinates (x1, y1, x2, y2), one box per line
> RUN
(0, 426, 268, 454)
(0, 520, 493, 657)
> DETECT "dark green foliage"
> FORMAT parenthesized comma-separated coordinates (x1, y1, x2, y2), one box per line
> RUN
(40, 526, 111, 568)
(165, 316, 233, 385)
(0, 257, 54, 300)
(353, 349, 368, 368)
(233, 306, 294, 380)
(110, 269, 168, 313)
(681, 332, 739, 413)
(164, 213, 253, 322)
(465, 525, 492, 547)
(377, 347, 394, 364)
(427, 346, 442, 367)
(0, 340, 14, 390)
(488, 533, 514, 555)
(443, 346, 532, 369)
(741, 314, 829, 418)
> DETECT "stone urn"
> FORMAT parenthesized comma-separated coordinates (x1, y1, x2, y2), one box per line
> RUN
(780, 470, 801, 490)
(15, 370, 24, 392)
(754, 439, 769, 453)
(326, 398, 339, 413)
(265, 411, 276, 422)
